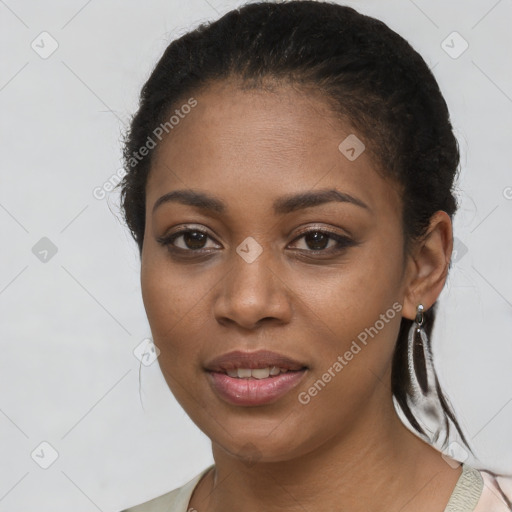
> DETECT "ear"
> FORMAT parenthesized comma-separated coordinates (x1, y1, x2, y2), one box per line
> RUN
(402, 211, 453, 321)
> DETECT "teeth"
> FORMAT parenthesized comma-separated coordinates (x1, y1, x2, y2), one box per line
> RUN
(225, 366, 292, 379)
(251, 367, 270, 379)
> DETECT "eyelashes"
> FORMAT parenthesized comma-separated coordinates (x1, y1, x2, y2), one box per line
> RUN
(158, 228, 214, 251)
(156, 225, 357, 258)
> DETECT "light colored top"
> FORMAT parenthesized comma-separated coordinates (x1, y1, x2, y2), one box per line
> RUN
(122, 463, 512, 512)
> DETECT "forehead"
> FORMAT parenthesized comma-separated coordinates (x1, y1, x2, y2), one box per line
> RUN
(146, 81, 402, 220)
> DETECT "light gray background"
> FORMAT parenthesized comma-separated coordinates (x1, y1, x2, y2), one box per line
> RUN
(1, 0, 511, 510)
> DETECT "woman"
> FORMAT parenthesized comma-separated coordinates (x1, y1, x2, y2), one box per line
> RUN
(119, 1, 512, 511)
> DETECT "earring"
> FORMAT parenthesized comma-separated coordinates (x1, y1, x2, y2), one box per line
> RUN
(406, 304, 446, 446)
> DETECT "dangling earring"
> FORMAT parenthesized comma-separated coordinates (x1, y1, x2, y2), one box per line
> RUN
(406, 303, 446, 446)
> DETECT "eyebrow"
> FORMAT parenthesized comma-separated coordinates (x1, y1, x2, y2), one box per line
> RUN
(152, 188, 371, 215)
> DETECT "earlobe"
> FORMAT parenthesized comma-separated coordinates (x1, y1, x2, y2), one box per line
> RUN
(401, 211, 453, 321)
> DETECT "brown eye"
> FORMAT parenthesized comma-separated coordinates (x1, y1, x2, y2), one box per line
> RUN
(302, 231, 331, 251)
(179, 230, 208, 250)
(157, 228, 219, 252)
(289, 229, 355, 253)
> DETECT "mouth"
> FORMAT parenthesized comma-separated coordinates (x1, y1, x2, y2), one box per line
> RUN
(221, 366, 304, 379)
(204, 349, 308, 406)
(204, 349, 308, 373)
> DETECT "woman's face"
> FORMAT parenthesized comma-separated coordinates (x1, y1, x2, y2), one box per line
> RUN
(141, 80, 413, 463)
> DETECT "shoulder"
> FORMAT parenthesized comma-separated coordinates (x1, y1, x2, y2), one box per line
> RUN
(439, 463, 511, 512)
(473, 468, 512, 512)
(121, 465, 214, 512)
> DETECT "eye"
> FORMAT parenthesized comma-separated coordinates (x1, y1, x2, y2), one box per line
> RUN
(157, 225, 356, 257)
(157, 226, 220, 253)
(288, 228, 355, 254)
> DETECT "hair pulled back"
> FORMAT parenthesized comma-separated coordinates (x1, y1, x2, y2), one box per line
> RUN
(119, 0, 466, 450)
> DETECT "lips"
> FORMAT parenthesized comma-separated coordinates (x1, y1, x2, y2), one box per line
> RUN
(204, 349, 308, 373)
(204, 349, 309, 406)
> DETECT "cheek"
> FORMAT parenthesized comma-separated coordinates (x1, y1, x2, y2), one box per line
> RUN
(292, 279, 402, 437)
(293, 242, 403, 330)
(288, 239, 404, 384)
(140, 251, 216, 358)
(294, 269, 401, 371)
(140, 249, 181, 337)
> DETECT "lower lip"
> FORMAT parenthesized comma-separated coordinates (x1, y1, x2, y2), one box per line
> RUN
(207, 369, 307, 406)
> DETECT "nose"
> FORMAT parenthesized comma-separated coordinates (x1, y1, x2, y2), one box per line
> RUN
(212, 246, 293, 330)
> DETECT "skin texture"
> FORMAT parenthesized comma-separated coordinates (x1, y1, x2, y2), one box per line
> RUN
(141, 80, 460, 512)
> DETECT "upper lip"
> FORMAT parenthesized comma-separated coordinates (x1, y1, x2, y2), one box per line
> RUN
(204, 349, 308, 372)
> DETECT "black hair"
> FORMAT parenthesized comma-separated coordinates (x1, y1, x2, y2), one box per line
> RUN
(119, 0, 470, 452)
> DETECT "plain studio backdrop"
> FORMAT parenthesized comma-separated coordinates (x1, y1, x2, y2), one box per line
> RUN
(1, 0, 511, 510)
